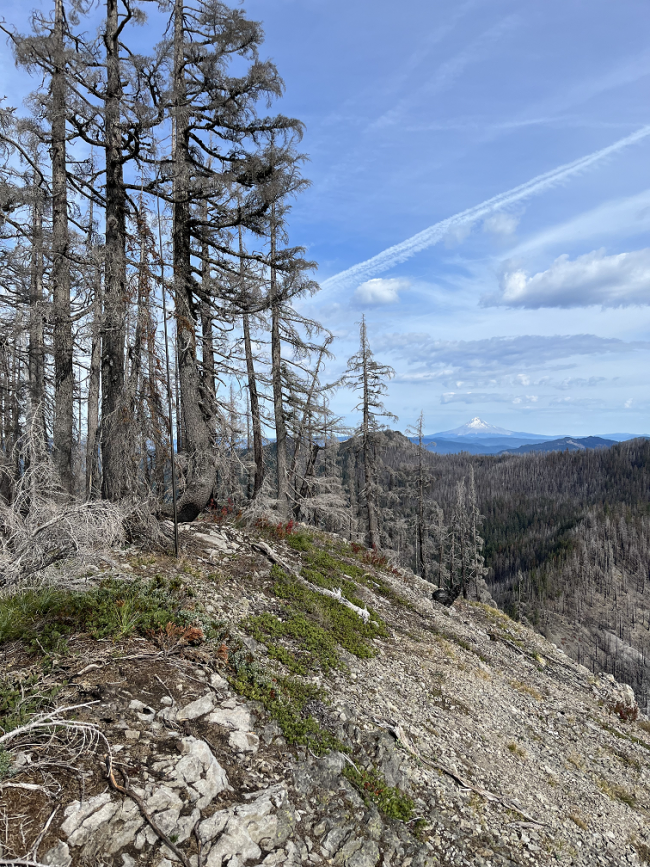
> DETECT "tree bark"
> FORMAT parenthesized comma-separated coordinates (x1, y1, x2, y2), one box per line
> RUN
(270, 204, 288, 519)
(243, 311, 264, 498)
(51, 0, 74, 494)
(171, 0, 215, 522)
(101, 0, 129, 500)
(28, 181, 46, 452)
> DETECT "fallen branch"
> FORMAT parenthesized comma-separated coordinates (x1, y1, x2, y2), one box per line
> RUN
(251, 540, 371, 623)
(104, 755, 192, 867)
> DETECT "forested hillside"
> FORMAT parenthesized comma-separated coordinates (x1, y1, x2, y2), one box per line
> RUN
(342, 433, 650, 711)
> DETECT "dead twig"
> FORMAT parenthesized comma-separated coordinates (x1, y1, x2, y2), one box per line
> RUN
(104, 755, 192, 867)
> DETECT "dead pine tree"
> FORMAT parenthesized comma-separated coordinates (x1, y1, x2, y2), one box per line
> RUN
(343, 316, 396, 550)
(406, 410, 429, 578)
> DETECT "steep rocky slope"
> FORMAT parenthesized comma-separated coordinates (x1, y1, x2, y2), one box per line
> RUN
(1, 520, 649, 866)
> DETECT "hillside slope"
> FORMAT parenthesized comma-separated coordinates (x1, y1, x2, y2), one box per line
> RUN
(1, 522, 650, 866)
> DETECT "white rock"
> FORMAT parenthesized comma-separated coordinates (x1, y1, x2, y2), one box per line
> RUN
(205, 823, 262, 867)
(207, 706, 252, 732)
(210, 673, 228, 690)
(121, 856, 137, 867)
(61, 793, 113, 838)
(199, 810, 229, 844)
(42, 840, 72, 867)
(177, 693, 215, 721)
(67, 800, 120, 847)
(229, 730, 260, 754)
(145, 786, 183, 814)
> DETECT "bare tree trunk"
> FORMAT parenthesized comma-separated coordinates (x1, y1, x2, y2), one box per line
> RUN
(238, 223, 264, 498)
(361, 323, 379, 549)
(171, 0, 215, 522)
(86, 284, 101, 499)
(101, 0, 129, 501)
(200, 200, 216, 407)
(28, 181, 46, 452)
(243, 312, 264, 498)
(51, 0, 74, 494)
(270, 204, 288, 519)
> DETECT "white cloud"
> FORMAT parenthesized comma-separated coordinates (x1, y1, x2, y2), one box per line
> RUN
(625, 399, 634, 409)
(489, 247, 650, 308)
(353, 277, 409, 305)
(483, 212, 520, 237)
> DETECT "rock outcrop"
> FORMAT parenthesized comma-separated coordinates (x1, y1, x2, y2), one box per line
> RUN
(2, 521, 650, 866)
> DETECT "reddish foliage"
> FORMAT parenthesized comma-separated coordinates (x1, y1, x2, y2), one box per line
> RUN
(611, 700, 638, 722)
(147, 621, 204, 649)
(216, 642, 229, 663)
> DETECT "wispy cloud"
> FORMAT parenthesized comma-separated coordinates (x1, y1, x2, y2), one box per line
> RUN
(353, 277, 408, 305)
(371, 15, 519, 131)
(441, 392, 515, 404)
(376, 333, 650, 376)
(487, 247, 650, 308)
(322, 126, 650, 292)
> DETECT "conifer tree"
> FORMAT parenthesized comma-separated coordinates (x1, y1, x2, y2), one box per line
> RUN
(343, 316, 396, 549)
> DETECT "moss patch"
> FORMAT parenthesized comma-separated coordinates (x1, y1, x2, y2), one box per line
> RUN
(228, 647, 342, 755)
(246, 565, 388, 672)
(342, 763, 414, 821)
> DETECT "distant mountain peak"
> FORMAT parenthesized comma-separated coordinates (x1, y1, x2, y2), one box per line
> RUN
(441, 418, 514, 437)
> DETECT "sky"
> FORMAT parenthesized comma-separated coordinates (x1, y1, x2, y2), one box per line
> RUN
(244, 0, 650, 436)
(2, 0, 650, 436)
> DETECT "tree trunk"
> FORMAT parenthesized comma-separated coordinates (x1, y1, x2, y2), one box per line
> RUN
(51, 0, 74, 494)
(270, 205, 288, 519)
(28, 182, 46, 452)
(171, 0, 215, 522)
(101, 0, 129, 500)
(243, 312, 264, 498)
(361, 323, 379, 549)
(238, 223, 264, 498)
(86, 280, 101, 499)
(200, 200, 216, 408)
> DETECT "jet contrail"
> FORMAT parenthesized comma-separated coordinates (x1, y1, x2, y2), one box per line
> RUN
(322, 124, 650, 292)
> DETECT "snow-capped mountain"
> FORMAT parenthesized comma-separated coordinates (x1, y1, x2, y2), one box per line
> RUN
(435, 417, 515, 438)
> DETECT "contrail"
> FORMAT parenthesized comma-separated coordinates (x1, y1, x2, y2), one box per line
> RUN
(322, 125, 650, 292)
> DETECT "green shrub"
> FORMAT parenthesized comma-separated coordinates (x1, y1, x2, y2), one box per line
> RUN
(0, 577, 197, 653)
(342, 764, 414, 821)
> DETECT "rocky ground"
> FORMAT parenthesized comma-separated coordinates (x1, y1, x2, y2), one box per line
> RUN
(1, 519, 650, 866)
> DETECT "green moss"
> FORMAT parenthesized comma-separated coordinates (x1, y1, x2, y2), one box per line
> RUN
(0, 674, 62, 736)
(266, 566, 388, 662)
(0, 748, 13, 781)
(286, 532, 313, 552)
(228, 648, 342, 755)
(342, 764, 414, 821)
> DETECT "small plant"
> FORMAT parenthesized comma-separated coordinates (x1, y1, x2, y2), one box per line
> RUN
(286, 531, 312, 552)
(510, 680, 543, 701)
(507, 742, 526, 759)
(342, 764, 414, 822)
(597, 777, 636, 807)
(611, 700, 638, 722)
(0, 748, 13, 781)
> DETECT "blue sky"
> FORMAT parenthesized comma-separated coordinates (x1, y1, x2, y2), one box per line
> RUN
(2, 0, 649, 436)
(245, 0, 650, 436)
